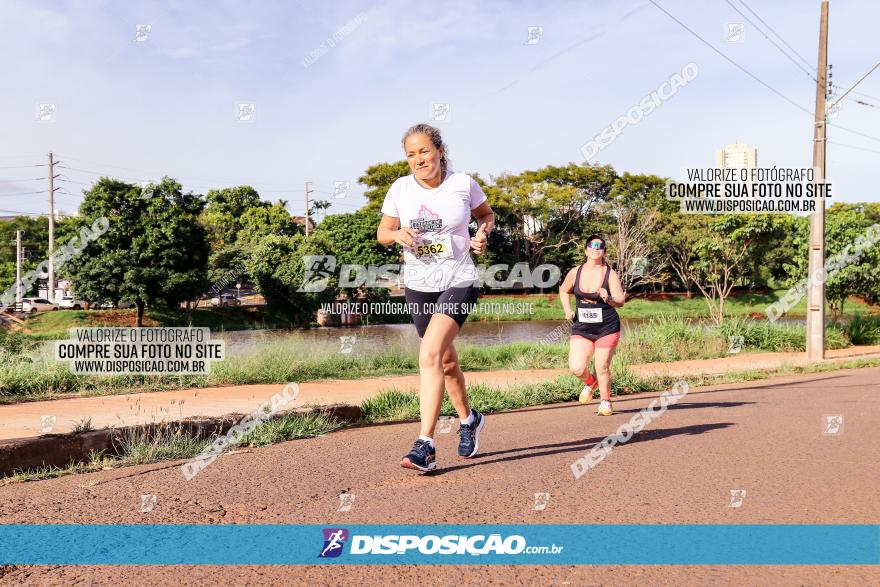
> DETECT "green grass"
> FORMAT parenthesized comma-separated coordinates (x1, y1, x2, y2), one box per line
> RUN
(468, 290, 878, 322)
(113, 424, 212, 465)
(614, 291, 878, 321)
(72, 418, 93, 433)
(18, 291, 879, 338)
(0, 315, 865, 403)
(19, 305, 301, 339)
(840, 314, 880, 346)
(240, 411, 342, 447)
(2, 411, 340, 484)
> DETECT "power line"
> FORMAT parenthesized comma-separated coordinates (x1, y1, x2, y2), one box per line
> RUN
(0, 190, 46, 197)
(0, 208, 43, 216)
(56, 153, 318, 190)
(651, 1, 880, 147)
(0, 164, 47, 170)
(648, 0, 812, 115)
(827, 124, 880, 145)
(0, 177, 49, 182)
(725, 0, 816, 81)
(828, 140, 880, 155)
(834, 85, 880, 102)
(736, 0, 815, 70)
(841, 96, 880, 110)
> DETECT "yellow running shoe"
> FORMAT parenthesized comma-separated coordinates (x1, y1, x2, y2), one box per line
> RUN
(597, 400, 613, 416)
(578, 373, 598, 404)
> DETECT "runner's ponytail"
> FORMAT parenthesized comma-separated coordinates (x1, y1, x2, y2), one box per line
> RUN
(402, 123, 450, 175)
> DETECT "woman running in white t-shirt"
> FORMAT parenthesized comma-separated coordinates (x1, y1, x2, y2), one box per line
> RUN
(377, 123, 495, 472)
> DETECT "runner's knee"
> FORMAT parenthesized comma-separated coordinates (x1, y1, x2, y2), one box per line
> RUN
(569, 359, 588, 377)
(442, 359, 460, 377)
(595, 362, 611, 377)
(419, 347, 443, 369)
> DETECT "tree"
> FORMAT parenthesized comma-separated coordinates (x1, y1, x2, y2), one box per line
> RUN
(201, 186, 264, 248)
(65, 177, 210, 327)
(358, 160, 411, 212)
(600, 173, 669, 293)
(783, 204, 880, 320)
(486, 163, 617, 272)
(654, 214, 709, 297)
(237, 201, 300, 245)
(0, 216, 50, 296)
(248, 233, 337, 324)
(686, 215, 777, 324)
(313, 209, 400, 301)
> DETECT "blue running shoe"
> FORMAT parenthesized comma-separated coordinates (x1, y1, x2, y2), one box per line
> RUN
(458, 409, 485, 458)
(401, 439, 436, 472)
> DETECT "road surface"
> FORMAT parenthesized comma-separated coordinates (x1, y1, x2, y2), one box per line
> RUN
(1, 368, 878, 585)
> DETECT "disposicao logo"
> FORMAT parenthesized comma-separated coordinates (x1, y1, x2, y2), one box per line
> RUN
(349, 533, 527, 555)
(318, 528, 349, 558)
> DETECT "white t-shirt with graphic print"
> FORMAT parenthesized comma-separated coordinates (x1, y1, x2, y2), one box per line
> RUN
(381, 170, 488, 292)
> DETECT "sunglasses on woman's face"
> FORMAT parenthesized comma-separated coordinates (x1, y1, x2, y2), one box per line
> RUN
(587, 241, 605, 250)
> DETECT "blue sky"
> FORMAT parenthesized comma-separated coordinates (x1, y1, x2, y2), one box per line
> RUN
(2, 0, 879, 219)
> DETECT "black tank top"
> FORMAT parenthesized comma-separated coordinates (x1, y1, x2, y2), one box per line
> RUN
(572, 263, 621, 337)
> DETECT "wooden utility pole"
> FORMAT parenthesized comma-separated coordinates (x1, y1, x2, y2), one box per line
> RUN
(15, 230, 23, 307)
(47, 151, 56, 301)
(304, 181, 313, 236)
(806, 1, 828, 361)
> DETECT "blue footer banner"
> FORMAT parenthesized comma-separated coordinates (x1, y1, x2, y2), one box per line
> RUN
(0, 524, 878, 564)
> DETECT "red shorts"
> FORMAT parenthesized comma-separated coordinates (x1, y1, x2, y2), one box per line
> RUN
(570, 331, 621, 349)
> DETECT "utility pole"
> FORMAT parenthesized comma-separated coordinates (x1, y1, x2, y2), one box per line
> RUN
(304, 181, 313, 236)
(47, 151, 56, 301)
(806, 1, 828, 361)
(15, 230, 23, 308)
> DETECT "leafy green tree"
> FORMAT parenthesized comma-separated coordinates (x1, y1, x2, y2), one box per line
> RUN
(248, 233, 337, 323)
(600, 173, 670, 292)
(201, 186, 264, 247)
(687, 214, 778, 324)
(486, 164, 617, 273)
(313, 209, 400, 301)
(653, 213, 709, 296)
(237, 201, 300, 246)
(0, 216, 54, 296)
(784, 204, 880, 319)
(358, 160, 411, 212)
(65, 177, 210, 326)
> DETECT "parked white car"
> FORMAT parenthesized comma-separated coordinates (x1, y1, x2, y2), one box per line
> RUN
(210, 293, 240, 307)
(58, 296, 88, 310)
(98, 300, 134, 309)
(22, 297, 57, 313)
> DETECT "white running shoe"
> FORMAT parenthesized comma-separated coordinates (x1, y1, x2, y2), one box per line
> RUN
(597, 400, 613, 416)
(578, 373, 598, 404)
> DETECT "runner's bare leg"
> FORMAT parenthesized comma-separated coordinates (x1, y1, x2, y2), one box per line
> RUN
(418, 314, 461, 437)
(442, 343, 471, 420)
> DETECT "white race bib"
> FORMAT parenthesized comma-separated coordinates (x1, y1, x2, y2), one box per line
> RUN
(414, 234, 453, 261)
(578, 307, 603, 323)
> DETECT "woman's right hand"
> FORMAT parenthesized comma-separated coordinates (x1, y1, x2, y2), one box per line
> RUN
(565, 309, 576, 321)
(393, 228, 418, 248)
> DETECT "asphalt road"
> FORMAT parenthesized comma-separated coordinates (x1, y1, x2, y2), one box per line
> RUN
(1, 368, 878, 585)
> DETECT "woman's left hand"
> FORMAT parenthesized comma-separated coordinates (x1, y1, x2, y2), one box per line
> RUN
(598, 287, 610, 302)
(470, 222, 489, 255)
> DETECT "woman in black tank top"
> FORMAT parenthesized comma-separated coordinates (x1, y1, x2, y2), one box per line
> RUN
(558, 235, 626, 416)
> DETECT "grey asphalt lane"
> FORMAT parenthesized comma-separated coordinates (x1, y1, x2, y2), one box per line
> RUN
(1, 367, 878, 585)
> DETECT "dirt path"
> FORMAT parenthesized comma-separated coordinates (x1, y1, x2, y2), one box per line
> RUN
(2, 346, 879, 441)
